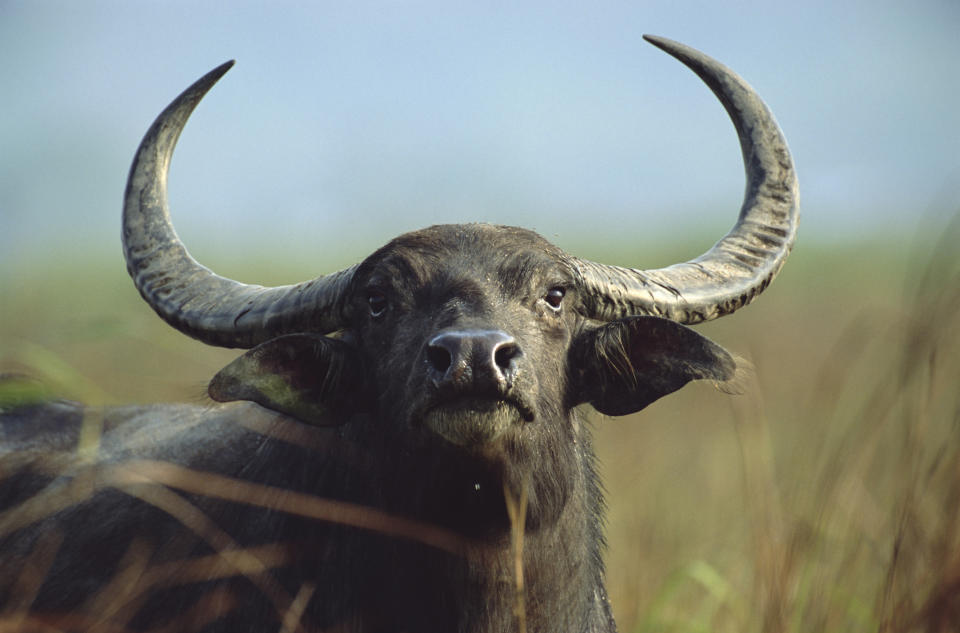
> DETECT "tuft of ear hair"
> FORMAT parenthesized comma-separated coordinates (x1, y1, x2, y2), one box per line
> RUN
(572, 316, 739, 416)
(208, 334, 363, 425)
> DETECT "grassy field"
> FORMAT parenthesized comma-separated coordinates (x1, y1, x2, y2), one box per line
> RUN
(1, 226, 958, 631)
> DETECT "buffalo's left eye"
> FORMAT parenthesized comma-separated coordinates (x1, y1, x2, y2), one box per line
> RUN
(544, 287, 565, 311)
(368, 292, 388, 318)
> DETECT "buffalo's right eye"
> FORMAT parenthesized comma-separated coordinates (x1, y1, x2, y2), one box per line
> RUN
(368, 292, 388, 318)
(544, 287, 565, 311)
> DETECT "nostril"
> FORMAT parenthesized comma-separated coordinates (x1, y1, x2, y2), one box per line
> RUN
(427, 344, 452, 374)
(429, 330, 517, 386)
(493, 341, 520, 372)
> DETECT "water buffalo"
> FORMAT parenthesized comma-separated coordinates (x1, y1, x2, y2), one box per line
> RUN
(0, 35, 798, 632)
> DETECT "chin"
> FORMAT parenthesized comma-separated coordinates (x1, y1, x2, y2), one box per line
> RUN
(421, 398, 527, 448)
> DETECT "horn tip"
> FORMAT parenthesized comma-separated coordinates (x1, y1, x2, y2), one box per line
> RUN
(642, 34, 690, 58)
(186, 60, 235, 101)
(641, 34, 669, 47)
(211, 59, 236, 80)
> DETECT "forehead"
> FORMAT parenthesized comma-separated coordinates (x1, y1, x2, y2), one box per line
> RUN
(357, 224, 573, 289)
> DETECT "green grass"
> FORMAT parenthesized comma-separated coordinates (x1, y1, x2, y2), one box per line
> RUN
(1, 229, 958, 631)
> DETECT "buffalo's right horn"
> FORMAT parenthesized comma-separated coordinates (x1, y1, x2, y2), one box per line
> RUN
(122, 61, 356, 349)
(574, 36, 799, 324)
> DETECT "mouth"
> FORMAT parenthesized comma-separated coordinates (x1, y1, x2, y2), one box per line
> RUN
(419, 396, 533, 447)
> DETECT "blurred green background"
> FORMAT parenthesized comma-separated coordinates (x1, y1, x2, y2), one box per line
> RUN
(2, 2, 959, 631)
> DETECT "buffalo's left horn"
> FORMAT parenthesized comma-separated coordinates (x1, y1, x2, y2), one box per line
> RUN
(574, 36, 799, 324)
(123, 61, 356, 348)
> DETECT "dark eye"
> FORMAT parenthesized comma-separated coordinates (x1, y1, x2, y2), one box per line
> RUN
(544, 287, 565, 311)
(368, 292, 388, 318)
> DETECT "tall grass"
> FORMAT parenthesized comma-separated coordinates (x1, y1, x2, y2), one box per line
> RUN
(1, 225, 958, 630)
(598, 221, 960, 632)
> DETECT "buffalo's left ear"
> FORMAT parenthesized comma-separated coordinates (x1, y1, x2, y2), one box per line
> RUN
(208, 333, 363, 425)
(570, 316, 738, 416)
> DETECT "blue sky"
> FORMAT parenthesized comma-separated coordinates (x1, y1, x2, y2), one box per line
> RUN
(2, 1, 959, 271)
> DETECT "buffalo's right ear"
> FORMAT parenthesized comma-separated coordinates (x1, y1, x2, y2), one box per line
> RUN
(208, 333, 363, 426)
(570, 316, 738, 416)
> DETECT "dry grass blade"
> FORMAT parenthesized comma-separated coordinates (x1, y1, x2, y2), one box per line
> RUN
(504, 481, 529, 633)
(107, 460, 481, 556)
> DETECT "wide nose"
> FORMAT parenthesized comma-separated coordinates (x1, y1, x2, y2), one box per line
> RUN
(426, 329, 522, 392)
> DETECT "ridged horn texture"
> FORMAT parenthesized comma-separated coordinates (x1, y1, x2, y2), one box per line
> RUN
(574, 35, 799, 324)
(123, 61, 357, 349)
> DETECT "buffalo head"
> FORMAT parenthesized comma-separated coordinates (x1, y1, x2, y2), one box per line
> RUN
(122, 34, 797, 489)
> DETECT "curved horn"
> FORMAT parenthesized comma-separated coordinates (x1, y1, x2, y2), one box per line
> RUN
(574, 35, 799, 324)
(123, 61, 356, 349)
